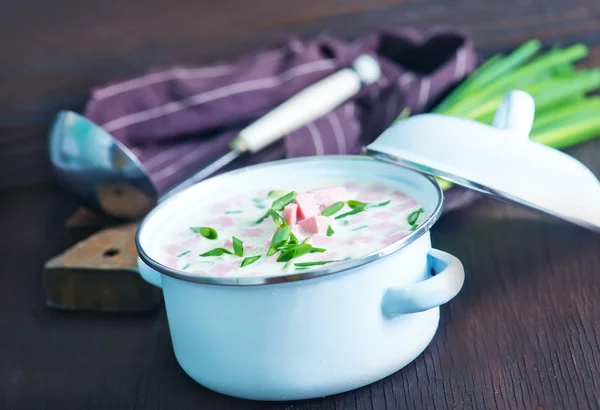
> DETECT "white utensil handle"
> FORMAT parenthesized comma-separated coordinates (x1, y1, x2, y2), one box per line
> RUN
(231, 55, 380, 154)
(233, 69, 360, 153)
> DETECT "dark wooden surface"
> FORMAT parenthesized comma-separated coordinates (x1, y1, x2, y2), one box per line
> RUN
(3, 0, 600, 409)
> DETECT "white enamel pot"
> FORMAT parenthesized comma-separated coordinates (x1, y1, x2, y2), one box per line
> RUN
(136, 156, 465, 401)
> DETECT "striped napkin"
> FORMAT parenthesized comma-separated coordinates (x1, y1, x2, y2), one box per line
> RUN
(83, 27, 478, 211)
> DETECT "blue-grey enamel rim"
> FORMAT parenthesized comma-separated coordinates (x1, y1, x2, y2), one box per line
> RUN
(135, 155, 445, 286)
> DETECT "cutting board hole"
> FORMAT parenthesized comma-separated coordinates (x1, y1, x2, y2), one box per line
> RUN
(103, 248, 120, 257)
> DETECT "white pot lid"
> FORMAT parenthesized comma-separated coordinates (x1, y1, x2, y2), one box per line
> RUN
(366, 91, 600, 233)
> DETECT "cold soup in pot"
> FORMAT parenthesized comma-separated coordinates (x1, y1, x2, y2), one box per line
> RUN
(154, 179, 424, 278)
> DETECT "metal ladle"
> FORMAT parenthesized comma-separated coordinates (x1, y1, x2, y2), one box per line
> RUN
(49, 55, 381, 220)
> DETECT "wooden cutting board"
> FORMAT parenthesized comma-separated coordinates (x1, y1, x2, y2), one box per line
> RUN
(43, 208, 162, 311)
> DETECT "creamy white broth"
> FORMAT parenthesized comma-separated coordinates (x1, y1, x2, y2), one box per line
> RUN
(153, 179, 423, 278)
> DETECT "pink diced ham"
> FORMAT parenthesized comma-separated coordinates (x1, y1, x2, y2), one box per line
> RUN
(294, 193, 320, 220)
(163, 244, 186, 255)
(392, 199, 418, 212)
(373, 211, 395, 220)
(215, 216, 234, 227)
(298, 216, 329, 235)
(311, 234, 337, 246)
(349, 234, 373, 245)
(309, 186, 347, 208)
(211, 264, 236, 277)
(241, 228, 264, 237)
(282, 203, 298, 226)
(381, 231, 409, 246)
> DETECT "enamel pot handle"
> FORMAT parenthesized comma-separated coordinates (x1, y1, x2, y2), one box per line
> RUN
(382, 249, 465, 316)
(137, 257, 163, 288)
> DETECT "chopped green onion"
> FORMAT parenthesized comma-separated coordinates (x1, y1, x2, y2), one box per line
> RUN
(267, 226, 291, 256)
(269, 209, 287, 228)
(374, 200, 391, 207)
(352, 225, 368, 231)
(347, 200, 367, 209)
(268, 190, 288, 198)
(191, 227, 218, 240)
(326, 225, 334, 236)
(182, 263, 191, 270)
(200, 248, 232, 257)
(289, 232, 299, 245)
(335, 206, 366, 219)
(408, 208, 424, 226)
(321, 202, 344, 217)
(254, 211, 270, 225)
(294, 260, 342, 267)
(340, 220, 350, 226)
(224, 210, 243, 214)
(177, 250, 190, 257)
(241, 256, 261, 267)
(232, 236, 244, 257)
(276, 244, 312, 262)
(309, 247, 326, 253)
(271, 191, 296, 211)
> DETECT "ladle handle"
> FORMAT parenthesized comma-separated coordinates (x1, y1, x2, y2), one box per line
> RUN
(231, 55, 380, 154)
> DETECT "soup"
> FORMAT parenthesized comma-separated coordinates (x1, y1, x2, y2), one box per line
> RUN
(154, 179, 424, 278)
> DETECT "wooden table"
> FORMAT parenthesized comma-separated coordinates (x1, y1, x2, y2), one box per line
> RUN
(2, 1, 600, 409)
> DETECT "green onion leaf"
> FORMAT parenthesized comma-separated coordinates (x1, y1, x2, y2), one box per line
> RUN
(352, 225, 368, 231)
(294, 260, 341, 267)
(289, 232, 299, 245)
(268, 190, 288, 198)
(327, 225, 334, 236)
(267, 226, 292, 256)
(347, 200, 368, 209)
(182, 263, 191, 270)
(191, 227, 218, 240)
(309, 247, 326, 253)
(271, 191, 296, 211)
(241, 255, 261, 267)
(232, 236, 244, 257)
(276, 244, 312, 262)
(408, 208, 424, 226)
(177, 250, 190, 257)
(321, 201, 344, 216)
(269, 209, 287, 228)
(374, 200, 391, 207)
(254, 211, 270, 225)
(224, 210, 243, 214)
(200, 248, 232, 257)
(335, 206, 366, 219)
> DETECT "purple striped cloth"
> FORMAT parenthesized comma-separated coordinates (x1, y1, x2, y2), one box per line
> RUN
(84, 27, 479, 211)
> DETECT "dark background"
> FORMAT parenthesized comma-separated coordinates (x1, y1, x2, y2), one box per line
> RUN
(2, 1, 600, 409)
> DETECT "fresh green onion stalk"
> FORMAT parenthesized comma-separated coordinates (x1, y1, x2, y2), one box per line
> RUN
(395, 39, 600, 191)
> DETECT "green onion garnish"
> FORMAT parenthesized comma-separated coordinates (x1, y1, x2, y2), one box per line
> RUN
(347, 200, 367, 209)
(289, 232, 299, 245)
(267, 226, 291, 256)
(200, 248, 232, 257)
(271, 191, 296, 211)
(177, 250, 190, 257)
(327, 225, 334, 236)
(190, 227, 218, 240)
(241, 255, 261, 267)
(182, 263, 191, 270)
(334, 206, 366, 219)
(309, 247, 326, 253)
(254, 211, 270, 225)
(276, 244, 312, 262)
(340, 220, 350, 226)
(375, 200, 391, 207)
(408, 208, 424, 225)
(294, 260, 341, 267)
(232, 236, 243, 257)
(269, 209, 287, 228)
(321, 202, 344, 217)
(224, 210, 243, 214)
(352, 225, 368, 231)
(268, 190, 288, 198)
